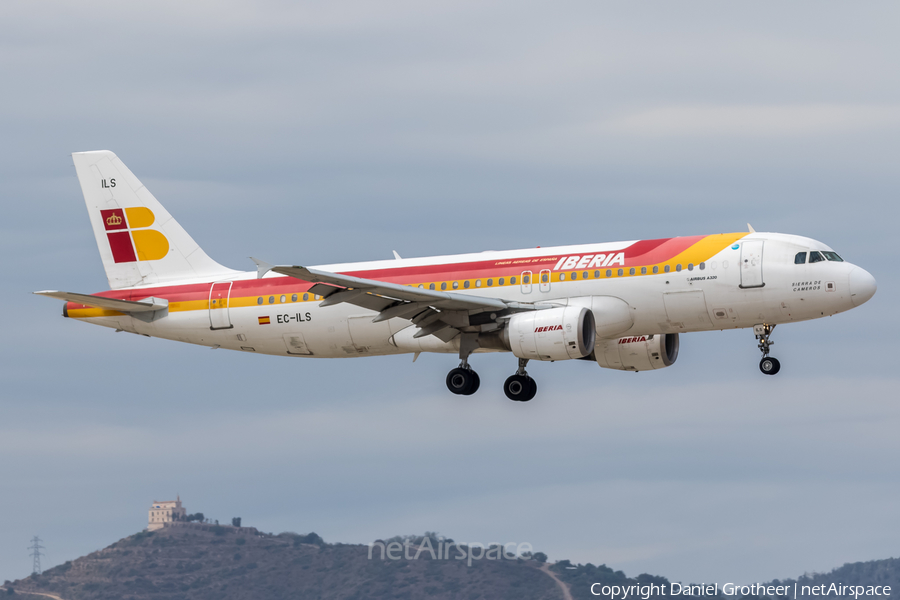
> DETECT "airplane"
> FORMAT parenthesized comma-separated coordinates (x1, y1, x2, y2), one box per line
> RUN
(36, 151, 877, 401)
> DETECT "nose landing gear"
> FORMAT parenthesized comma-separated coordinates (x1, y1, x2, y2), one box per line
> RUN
(755, 323, 781, 375)
(504, 358, 537, 402)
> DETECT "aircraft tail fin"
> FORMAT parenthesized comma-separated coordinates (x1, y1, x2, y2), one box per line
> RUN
(72, 150, 236, 289)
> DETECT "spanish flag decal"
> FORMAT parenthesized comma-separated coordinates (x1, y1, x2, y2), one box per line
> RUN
(258, 316, 271, 325)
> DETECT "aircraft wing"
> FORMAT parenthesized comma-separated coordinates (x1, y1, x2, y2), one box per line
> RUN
(271, 265, 507, 311)
(262, 263, 554, 342)
(34, 290, 168, 313)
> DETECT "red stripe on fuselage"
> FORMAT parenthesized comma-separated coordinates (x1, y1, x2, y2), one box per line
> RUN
(69, 235, 712, 304)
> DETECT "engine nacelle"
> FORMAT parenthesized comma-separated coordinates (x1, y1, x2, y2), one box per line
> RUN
(503, 306, 595, 361)
(595, 333, 679, 371)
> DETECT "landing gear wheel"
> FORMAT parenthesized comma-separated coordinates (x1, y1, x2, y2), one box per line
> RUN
(504, 374, 537, 402)
(446, 367, 479, 395)
(759, 356, 781, 375)
(463, 371, 480, 395)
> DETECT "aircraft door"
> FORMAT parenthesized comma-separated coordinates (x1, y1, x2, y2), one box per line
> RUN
(539, 269, 551, 293)
(208, 282, 233, 330)
(740, 241, 765, 288)
(521, 271, 533, 294)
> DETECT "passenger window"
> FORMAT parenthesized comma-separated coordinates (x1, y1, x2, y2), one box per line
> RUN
(699, 262, 705, 270)
(629, 268, 635, 275)
(809, 251, 825, 263)
(823, 251, 843, 262)
(653, 266, 659, 274)
(523, 275, 530, 284)
(441, 282, 447, 290)
(594, 271, 599, 278)
(452, 281, 459, 289)
(560, 273, 566, 281)
(464, 281, 470, 289)
(268, 296, 274, 304)
(292, 294, 298, 302)
(664, 265, 670, 273)
(257, 297, 263, 305)
(794, 252, 807, 264)
(499, 278, 505, 285)
(487, 279, 493, 287)
(542, 273, 549, 283)
(571, 272, 577, 280)
(303, 293, 309, 301)
(429, 283, 435, 290)
(606, 270, 611, 277)
(687, 263, 694, 271)
(617, 269, 624, 276)
(641, 267, 647, 275)
(676, 264, 682, 272)
(582, 271, 588, 279)
(280, 295, 286, 303)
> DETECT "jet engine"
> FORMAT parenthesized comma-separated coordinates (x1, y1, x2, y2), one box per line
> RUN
(502, 306, 595, 361)
(594, 333, 679, 371)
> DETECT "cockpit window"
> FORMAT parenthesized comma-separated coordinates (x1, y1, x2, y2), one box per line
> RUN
(794, 252, 807, 264)
(822, 251, 843, 262)
(809, 251, 825, 263)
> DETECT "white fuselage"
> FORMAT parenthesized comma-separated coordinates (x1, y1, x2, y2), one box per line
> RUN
(70, 232, 873, 360)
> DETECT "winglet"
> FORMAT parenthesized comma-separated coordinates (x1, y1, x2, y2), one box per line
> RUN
(747, 223, 756, 233)
(250, 257, 275, 279)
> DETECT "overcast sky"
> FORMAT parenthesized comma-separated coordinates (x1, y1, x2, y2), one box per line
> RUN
(2, 0, 899, 587)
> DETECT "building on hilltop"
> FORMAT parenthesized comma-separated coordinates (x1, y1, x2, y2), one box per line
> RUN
(147, 495, 186, 531)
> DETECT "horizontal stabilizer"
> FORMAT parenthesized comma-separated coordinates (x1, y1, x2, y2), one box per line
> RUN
(34, 290, 168, 313)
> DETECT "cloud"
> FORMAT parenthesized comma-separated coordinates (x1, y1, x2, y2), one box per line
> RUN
(601, 105, 900, 138)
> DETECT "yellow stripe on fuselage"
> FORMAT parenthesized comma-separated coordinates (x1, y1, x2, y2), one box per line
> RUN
(666, 233, 747, 270)
(68, 233, 750, 320)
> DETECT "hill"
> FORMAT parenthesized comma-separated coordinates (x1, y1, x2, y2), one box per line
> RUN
(4, 525, 566, 600)
(763, 558, 899, 598)
(5, 524, 897, 600)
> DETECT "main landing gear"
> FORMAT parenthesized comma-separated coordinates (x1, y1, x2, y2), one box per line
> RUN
(504, 358, 537, 402)
(446, 364, 480, 395)
(444, 337, 538, 400)
(446, 333, 481, 396)
(754, 323, 781, 376)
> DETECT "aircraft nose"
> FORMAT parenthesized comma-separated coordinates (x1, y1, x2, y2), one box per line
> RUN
(849, 267, 877, 307)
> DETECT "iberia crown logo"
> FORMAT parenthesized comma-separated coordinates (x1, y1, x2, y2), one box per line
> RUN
(99, 207, 169, 264)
